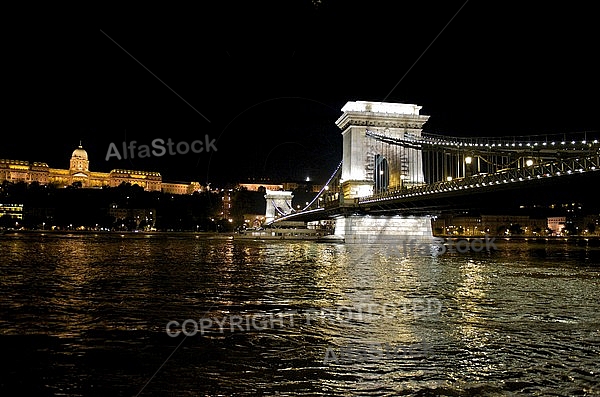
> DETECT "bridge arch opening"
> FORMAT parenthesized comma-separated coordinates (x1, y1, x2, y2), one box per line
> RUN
(374, 154, 389, 193)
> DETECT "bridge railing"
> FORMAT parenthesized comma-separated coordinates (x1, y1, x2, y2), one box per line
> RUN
(420, 131, 599, 148)
(367, 129, 600, 152)
(358, 153, 600, 204)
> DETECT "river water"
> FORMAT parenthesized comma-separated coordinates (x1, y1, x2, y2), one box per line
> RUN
(1, 232, 599, 396)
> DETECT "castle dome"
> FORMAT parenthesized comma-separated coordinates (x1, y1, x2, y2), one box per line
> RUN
(71, 144, 88, 160)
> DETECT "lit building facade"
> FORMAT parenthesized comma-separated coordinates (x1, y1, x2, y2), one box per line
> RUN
(0, 203, 23, 220)
(238, 182, 283, 192)
(434, 214, 550, 236)
(0, 144, 204, 195)
(547, 216, 566, 235)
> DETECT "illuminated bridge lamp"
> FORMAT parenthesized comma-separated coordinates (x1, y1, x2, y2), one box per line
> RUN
(465, 156, 473, 164)
(446, 176, 453, 182)
(526, 159, 534, 167)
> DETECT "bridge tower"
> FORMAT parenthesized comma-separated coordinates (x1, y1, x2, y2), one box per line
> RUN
(335, 100, 430, 201)
(264, 190, 294, 224)
(333, 101, 434, 244)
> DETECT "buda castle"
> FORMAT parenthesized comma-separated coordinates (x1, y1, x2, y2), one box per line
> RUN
(0, 143, 204, 195)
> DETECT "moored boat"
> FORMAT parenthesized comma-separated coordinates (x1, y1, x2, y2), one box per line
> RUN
(234, 221, 335, 241)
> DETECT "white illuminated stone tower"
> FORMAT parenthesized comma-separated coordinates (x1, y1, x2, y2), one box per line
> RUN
(335, 101, 430, 201)
(264, 190, 294, 224)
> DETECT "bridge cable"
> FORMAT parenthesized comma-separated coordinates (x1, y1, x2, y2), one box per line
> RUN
(271, 199, 288, 216)
(299, 160, 343, 212)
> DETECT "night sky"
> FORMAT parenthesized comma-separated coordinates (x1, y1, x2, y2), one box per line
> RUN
(3, 2, 598, 187)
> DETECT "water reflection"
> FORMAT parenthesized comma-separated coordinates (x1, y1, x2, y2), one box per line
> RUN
(0, 233, 599, 395)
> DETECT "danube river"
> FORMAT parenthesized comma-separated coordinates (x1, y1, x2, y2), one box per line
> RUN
(1, 232, 599, 396)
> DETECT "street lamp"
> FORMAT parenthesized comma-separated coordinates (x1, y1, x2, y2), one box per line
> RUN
(464, 156, 473, 178)
(526, 159, 534, 167)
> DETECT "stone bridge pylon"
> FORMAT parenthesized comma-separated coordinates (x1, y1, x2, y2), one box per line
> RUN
(335, 100, 430, 202)
(333, 100, 434, 244)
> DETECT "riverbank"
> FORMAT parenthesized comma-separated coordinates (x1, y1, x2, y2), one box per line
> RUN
(3, 229, 600, 246)
(0, 229, 229, 237)
(434, 234, 600, 241)
(434, 234, 600, 247)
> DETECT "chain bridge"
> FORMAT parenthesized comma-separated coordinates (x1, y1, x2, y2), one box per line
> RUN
(266, 101, 599, 243)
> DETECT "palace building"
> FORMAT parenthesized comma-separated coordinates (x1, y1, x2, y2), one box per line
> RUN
(0, 143, 204, 195)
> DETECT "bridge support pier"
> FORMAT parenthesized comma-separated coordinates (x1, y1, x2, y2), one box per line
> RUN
(333, 214, 434, 244)
(264, 190, 294, 224)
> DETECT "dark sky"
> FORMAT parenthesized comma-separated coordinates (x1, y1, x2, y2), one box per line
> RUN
(3, 2, 598, 187)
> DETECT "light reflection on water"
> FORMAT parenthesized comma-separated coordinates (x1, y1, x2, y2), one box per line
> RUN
(0, 233, 599, 396)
